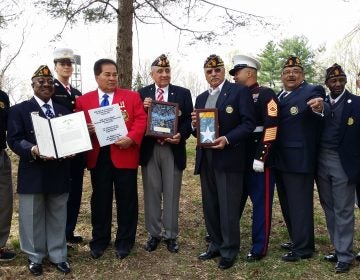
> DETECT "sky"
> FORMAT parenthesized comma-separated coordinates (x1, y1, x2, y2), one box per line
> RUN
(1, 0, 359, 100)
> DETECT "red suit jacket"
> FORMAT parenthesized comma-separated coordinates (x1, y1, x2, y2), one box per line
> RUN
(76, 88, 147, 169)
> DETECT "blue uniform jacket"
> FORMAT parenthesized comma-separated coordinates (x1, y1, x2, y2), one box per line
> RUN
(324, 90, 360, 184)
(7, 97, 71, 194)
(194, 80, 256, 174)
(274, 81, 325, 173)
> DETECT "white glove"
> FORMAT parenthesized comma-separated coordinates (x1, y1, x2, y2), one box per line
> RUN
(253, 159, 264, 172)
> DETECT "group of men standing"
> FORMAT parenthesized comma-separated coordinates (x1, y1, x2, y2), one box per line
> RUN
(1, 48, 360, 277)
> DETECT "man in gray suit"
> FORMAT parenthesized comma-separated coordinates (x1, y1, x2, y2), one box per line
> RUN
(139, 54, 193, 253)
(317, 64, 360, 273)
(7, 65, 71, 276)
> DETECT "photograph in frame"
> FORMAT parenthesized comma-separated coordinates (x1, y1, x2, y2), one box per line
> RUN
(146, 100, 179, 139)
(196, 108, 219, 147)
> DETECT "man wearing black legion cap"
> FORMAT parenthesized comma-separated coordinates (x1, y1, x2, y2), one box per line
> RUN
(192, 54, 255, 269)
(7, 65, 71, 276)
(274, 56, 325, 262)
(316, 64, 360, 273)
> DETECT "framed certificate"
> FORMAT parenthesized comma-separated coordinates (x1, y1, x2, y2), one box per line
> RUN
(195, 108, 219, 147)
(146, 100, 179, 138)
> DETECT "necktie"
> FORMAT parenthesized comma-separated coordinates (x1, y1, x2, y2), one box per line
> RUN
(278, 92, 287, 101)
(331, 100, 335, 106)
(65, 85, 71, 95)
(101, 94, 109, 107)
(43, 104, 55, 119)
(157, 88, 164, 102)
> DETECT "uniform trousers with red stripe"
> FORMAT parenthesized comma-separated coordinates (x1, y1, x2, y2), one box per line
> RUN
(239, 168, 275, 256)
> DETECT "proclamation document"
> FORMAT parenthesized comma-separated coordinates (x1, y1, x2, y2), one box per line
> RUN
(88, 104, 128, 147)
(31, 111, 93, 158)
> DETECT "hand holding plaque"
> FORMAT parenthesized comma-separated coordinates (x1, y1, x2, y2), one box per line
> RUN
(195, 108, 219, 147)
(146, 100, 179, 139)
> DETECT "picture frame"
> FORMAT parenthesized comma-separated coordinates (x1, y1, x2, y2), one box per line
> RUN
(146, 100, 179, 139)
(195, 108, 219, 147)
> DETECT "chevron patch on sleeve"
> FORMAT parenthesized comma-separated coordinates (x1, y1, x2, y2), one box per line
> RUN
(267, 99, 278, 117)
(263, 127, 277, 142)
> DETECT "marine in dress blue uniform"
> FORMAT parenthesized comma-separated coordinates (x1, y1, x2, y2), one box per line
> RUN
(193, 55, 256, 270)
(229, 55, 279, 262)
(52, 48, 85, 243)
(316, 64, 360, 273)
(274, 56, 325, 262)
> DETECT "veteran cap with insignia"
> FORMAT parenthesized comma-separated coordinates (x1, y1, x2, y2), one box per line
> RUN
(53, 47, 75, 63)
(325, 63, 346, 82)
(32, 65, 53, 80)
(229, 54, 261, 76)
(283, 55, 303, 69)
(151, 54, 170, 67)
(204, 54, 224, 68)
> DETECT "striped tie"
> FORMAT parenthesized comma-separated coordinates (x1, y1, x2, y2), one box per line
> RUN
(65, 85, 71, 95)
(157, 88, 164, 102)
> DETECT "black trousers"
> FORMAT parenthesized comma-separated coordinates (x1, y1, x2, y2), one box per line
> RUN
(66, 154, 85, 238)
(89, 147, 138, 254)
(275, 171, 315, 256)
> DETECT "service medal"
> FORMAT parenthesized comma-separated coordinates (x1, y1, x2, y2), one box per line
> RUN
(122, 110, 129, 122)
(226, 105, 233, 114)
(290, 106, 298, 115)
(347, 117, 354, 125)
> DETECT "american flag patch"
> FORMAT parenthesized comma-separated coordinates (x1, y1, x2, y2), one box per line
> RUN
(267, 99, 278, 117)
(264, 127, 277, 142)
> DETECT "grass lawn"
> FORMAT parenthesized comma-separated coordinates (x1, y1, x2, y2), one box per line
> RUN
(1, 136, 360, 279)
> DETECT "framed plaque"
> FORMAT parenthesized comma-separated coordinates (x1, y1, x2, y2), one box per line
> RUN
(195, 108, 219, 147)
(146, 100, 179, 138)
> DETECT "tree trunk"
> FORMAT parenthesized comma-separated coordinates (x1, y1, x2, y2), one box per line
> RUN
(117, 0, 133, 89)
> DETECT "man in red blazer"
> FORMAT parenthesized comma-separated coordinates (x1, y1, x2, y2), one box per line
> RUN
(76, 58, 147, 259)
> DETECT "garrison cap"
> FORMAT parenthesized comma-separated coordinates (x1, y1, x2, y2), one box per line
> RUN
(283, 56, 303, 69)
(325, 63, 346, 82)
(32, 65, 53, 80)
(151, 54, 170, 67)
(203, 54, 224, 68)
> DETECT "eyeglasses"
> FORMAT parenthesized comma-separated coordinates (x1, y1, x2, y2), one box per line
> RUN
(33, 79, 54, 86)
(205, 68, 222, 75)
(282, 69, 303, 76)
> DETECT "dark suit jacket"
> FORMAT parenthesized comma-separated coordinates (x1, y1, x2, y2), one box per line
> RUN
(52, 79, 82, 112)
(139, 83, 193, 170)
(324, 90, 360, 184)
(7, 97, 71, 194)
(194, 80, 256, 174)
(274, 81, 325, 173)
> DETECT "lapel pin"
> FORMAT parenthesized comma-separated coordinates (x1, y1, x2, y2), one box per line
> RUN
(347, 99, 352, 103)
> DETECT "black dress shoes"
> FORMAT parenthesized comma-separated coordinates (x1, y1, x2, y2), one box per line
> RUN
(356, 252, 360, 261)
(246, 252, 264, 262)
(164, 239, 179, 253)
(218, 257, 236, 269)
(116, 249, 129, 259)
(28, 260, 43, 276)
(90, 249, 104, 259)
(324, 253, 338, 263)
(335, 261, 351, 273)
(67, 235, 83, 244)
(198, 250, 220, 260)
(51, 261, 71, 274)
(280, 241, 293, 250)
(144, 236, 161, 252)
(282, 251, 312, 262)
